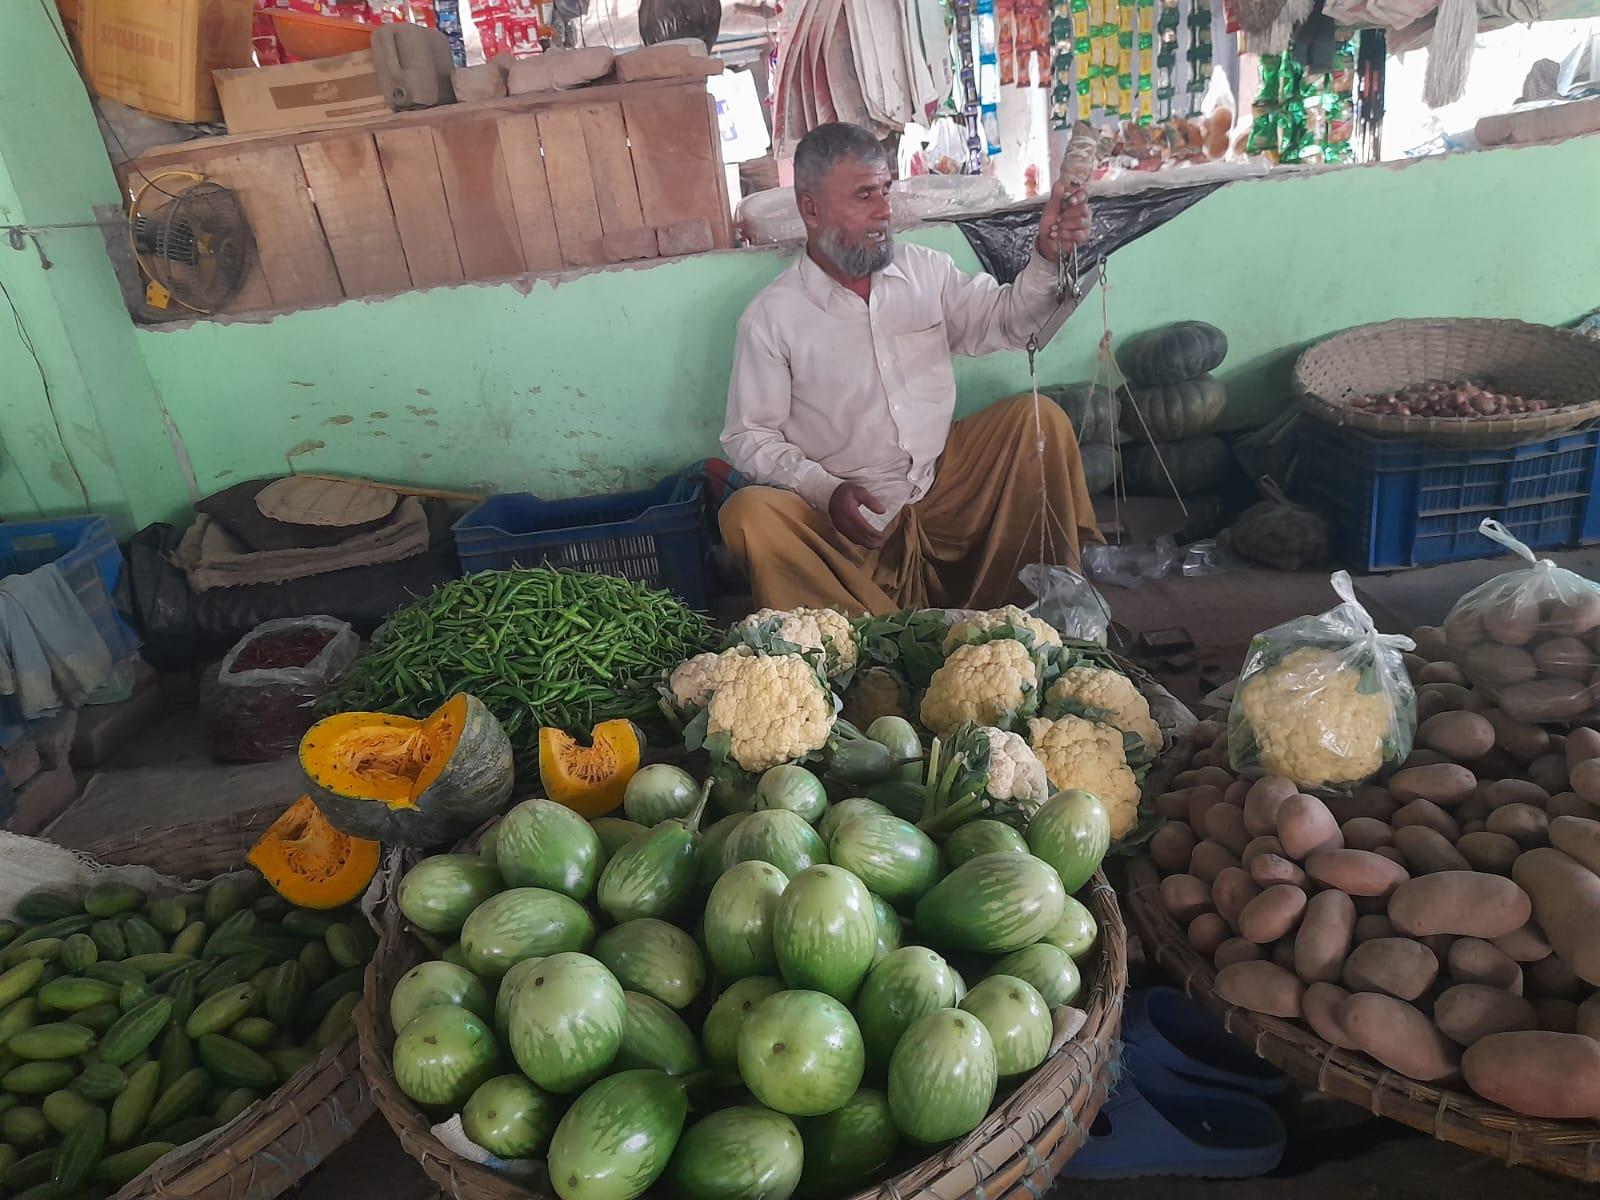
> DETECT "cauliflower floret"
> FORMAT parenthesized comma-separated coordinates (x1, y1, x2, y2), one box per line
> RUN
(1232, 646, 1390, 788)
(942, 606, 1063, 655)
(732, 607, 859, 675)
(706, 653, 835, 773)
(668, 646, 752, 710)
(921, 640, 1039, 737)
(1027, 715, 1139, 838)
(980, 727, 1050, 810)
(1047, 665, 1162, 756)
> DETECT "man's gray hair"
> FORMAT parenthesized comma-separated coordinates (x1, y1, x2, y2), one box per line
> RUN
(793, 123, 888, 196)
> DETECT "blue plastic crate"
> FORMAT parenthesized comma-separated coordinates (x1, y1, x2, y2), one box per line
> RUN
(0, 515, 139, 662)
(1294, 424, 1600, 571)
(452, 477, 708, 610)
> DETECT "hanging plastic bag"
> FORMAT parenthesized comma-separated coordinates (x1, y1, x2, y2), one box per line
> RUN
(1443, 520, 1600, 724)
(1019, 563, 1112, 645)
(1228, 571, 1417, 790)
(202, 617, 359, 763)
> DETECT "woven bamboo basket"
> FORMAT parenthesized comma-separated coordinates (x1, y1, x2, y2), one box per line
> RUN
(1295, 318, 1600, 445)
(1125, 854, 1600, 1181)
(81, 805, 375, 1200)
(358, 845, 1127, 1200)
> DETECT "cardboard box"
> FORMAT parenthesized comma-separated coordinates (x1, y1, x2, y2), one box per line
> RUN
(214, 50, 387, 135)
(78, 0, 255, 123)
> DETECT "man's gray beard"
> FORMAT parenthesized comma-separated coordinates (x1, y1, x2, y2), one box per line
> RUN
(819, 226, 894, 278)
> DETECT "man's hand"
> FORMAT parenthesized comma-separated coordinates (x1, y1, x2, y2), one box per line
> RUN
(1037, 181, 1091, 261)
(828, 483, 888, 549)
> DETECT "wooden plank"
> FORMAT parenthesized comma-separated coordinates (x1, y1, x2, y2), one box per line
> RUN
(578, 103, 644, 234)
(621, 83, 733, 250)
(296, 134, 411, 297)
(536, 107, 605, 268)
(495, 113, 564, 273)
(432, 118, 526, 280)
(199, 147, 343, 308)
(372, 127, 464, 288)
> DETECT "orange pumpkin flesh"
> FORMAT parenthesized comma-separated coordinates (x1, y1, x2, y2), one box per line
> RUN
(538, 719, 643, 817)
(247, 795, 380, 909)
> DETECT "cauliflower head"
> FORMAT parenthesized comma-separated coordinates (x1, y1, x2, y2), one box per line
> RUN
(732, 607, 859, 676)
(667, 646, 752, 711)
(1231, 646, 1390, 787)
(980, 727, 1050, 811)
(1047, 665, 1162, 756)
(1027, 715, 1139, 838)
(706, 653, 835, 773)
(920, 640, 1039, 737)
(943, 606, 1063, 655)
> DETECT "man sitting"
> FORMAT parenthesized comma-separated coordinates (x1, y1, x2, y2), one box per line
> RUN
(719, 121, 1102, 614)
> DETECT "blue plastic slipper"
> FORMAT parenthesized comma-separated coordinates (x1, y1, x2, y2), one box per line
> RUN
(1061, 1070, 1287, 1180)
(1121, 987, 1290, 1097)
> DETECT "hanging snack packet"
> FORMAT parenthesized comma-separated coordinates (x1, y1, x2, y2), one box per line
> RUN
(1444, 519, 1600, 724)
(1228, 571, 1416, 790)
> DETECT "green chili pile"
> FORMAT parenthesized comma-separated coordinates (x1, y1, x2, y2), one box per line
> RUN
(322, 567, 714, 774)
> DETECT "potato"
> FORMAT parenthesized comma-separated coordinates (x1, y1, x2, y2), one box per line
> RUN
(1188, 912, 1230, 956)
(1526, 752, 1571, 795)
(1239, 883, 1307, 945)
(1403, 651, 1427, 681)
(1373, 846, 1409, 868)
(1491, 922, 1553, 964)
(1341, 991, 1460, 1082)
(1565, 726, 1600, 772)
(1577, 994, 1600, 1039)
(1467, 746, 1520, 780)
(1271, 940, 1299, 972)
(1342, 938, 1438, 1000)
(1294, 889, 1356, 985)
(1524, 952, 1583, 1000)
(1184, 765, 1235, 790)
(1484, 778, 1550, 811)
(1224, 778, 1251, 806)
(1203, 803, 1251, 857)
(1305, 848, 1409, 897)
(1386, 871, 1532, 939)
(1186, 785, 1225, 829)
(1192, 718, 1222, 744)
(1213, 937, 1263, 969)
(1416, 712, 1495, 762)
(1388, 764, 1476, 808)
(1417, 661, 1468, 687)
(1154, 790, 1194, 820)
(1214, 960, 1305, 1018)
(1416, 682, 1470, 723)
(1341, 817, 1394, 852)
(1484, 802, 1549, 849)
(1354, 914, 1395, 944)
(1418, 933, 1456, 962)
(1482, 598, 1540, 647)
(1150, 822, 1198, 873)
(1548, 593, 1600, 638)
(1325, 787, 1397, 826)
(1547, 792, 1593, 820)
(1501, 678, 1592, 723)
(1403, 751, 1452, 771)
(1447, 938, 1523, 993)
(1571, 759, 1600, 805)
(1249, 853, 1306, 890)
(1464, 643, 1537, 687)
(1444, 607, 1484, 650)
(1211, 867, 1262, 928)
(1277, 794, 1343, 861)
(1240, 835, 1285, 869)
(1242, 777, 1297, 839)
(1456, 831, 1521, 876)
(1303, 982, 1360, 1049)
(1462, 1031, 1600, 1117)
(1460, 821, 1486, 836)
(1549, 813, 1600, 875)
(1433, 984, 1537, 1046)
(1534, 999, 1579, 1033)
(1533, 636, 1593, 681)
(1482, 709, 1551, 762)
(1189, 839, 1242, 885)
(1159, 874, 1213, 924)
(1410, 625, 1450, 662)
(1392, 798, 1462, 841)
(1391, 826, 1471, 874)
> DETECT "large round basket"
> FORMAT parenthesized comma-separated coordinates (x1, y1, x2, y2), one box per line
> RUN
(358, 846, 1127, 1200)
(1294, 318, 1600, 445)
(1126, 855, 1600, 1181)
(83, 806, 375, 1200)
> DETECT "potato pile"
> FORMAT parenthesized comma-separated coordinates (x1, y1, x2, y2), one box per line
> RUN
(1441, 591, 1600, 724)
(1345, 382, 1553, 420)
(1149, 631, 1600, 1121)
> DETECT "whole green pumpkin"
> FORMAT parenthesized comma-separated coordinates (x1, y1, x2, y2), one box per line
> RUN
(1122, 375, 1227, 442)
(1123, 435, 1233, 496)
(1116, 321, 1228, 387)
(1081, 444, 1119, 495)
(1041, 382, 1117, 445)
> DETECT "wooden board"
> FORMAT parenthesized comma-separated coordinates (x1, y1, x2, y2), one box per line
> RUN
(622, 87, 732, 247)
(536, 107, 606, 268)
(495, 113, 564, 273)
(296, 134, 411, 296)
(578, 103, 644, 234)
(200, 146, 342, 308)
(372, 126, 464, 289)
(431, 119, 526, 280)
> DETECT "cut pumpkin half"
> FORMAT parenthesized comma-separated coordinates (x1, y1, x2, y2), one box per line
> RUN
(247, 795, 380, 909)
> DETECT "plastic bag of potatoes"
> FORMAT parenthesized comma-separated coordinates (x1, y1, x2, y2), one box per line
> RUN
(1443, 519, 1600, 725)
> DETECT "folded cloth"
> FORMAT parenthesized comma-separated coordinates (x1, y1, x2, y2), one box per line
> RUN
(0, 564, 116, 719)
(174, 497, 430, 591)
(195, 478, 395, 553)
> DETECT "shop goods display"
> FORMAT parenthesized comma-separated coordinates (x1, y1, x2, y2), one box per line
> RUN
(1245, 43, 1357, 166)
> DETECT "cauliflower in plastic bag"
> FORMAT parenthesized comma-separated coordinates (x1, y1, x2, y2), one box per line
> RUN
(1444, 519, 1600, 724)
(1227, 571, 1416, 790)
